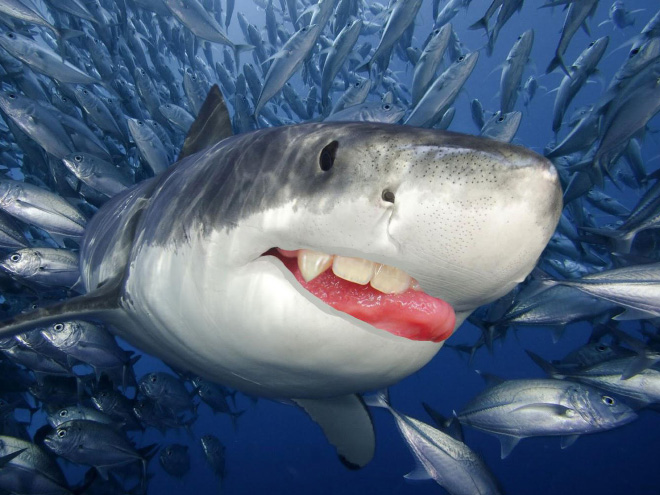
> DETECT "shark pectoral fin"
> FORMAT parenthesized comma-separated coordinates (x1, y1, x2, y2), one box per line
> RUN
(497, 434, 522, 459)
(178, 84, 233, 160)
(0, 275, 123, 339)
(293, 394, 375, 469)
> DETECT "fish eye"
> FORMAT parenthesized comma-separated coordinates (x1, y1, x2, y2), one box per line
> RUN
(53, 323, 64, 332)
(596, 344, 607, 352)
(74, 155, 82, 162)
(319, 141, 338, 172)
(497, 116, 505, 122)
(150, 375, 157, 383)
(82, 89, 88, 94)
(9, 254, 20, 262)
(8, 93, 15, 99)
(458, 55, 465, 62)
(57, 429, 66, 437)
(589, 42, 595, 47)
(602, 396, 615, 406)
(630, 48, 640, 56)
(517, 35, 522, 40)
(59, 409, 68, 417)
(382, 189, 395, 203)
(7, 33, 14, 39)
(383, 104, 391, 110)
(354, 82, 360, 87)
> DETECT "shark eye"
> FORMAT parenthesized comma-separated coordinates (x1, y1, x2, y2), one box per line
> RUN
(602, 395, 615, 406)
(382, 189, 395, 203)
(319, 141, 338, 171)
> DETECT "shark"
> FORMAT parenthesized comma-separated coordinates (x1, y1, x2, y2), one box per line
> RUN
(0, 86, 562, 468)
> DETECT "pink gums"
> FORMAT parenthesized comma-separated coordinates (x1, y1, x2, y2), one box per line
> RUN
(269, 249, 456, 342)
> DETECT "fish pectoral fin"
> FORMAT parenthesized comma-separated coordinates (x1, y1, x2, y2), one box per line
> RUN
(496, 434, 522, 459)
(293, 394, 375, 469)
(178, 85, 233, 160)
(560, 434, 580, 449)
(510, 403, 573, 416)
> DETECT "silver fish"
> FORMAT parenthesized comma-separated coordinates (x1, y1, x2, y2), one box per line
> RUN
(458, 377, 637, 458)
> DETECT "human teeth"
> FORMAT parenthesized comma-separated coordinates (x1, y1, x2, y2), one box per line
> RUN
(298, 250, 333, 282)
(370, 264, 411, 294)
(332, 256, 376, 285)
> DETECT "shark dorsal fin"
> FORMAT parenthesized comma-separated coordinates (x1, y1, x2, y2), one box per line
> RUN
(178, 85, 233, 161)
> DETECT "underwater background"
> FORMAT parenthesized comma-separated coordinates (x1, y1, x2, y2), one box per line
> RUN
(0, 0, 658, 494)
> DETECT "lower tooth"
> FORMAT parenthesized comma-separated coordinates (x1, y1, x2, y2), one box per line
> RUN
(370, 264, 411, 294)
(298, 250, 333, 282)
(332, 256, 375, 285)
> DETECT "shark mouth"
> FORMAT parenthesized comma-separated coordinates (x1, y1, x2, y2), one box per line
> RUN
(267, 248, 455, 342)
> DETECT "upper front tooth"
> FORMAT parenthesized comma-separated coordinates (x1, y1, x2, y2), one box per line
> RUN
(332, 256, 376, 285)
(370, 264, 411, 294)
(298, 249, 333, 282)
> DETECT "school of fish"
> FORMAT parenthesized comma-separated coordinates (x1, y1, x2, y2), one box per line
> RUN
(0, 0, 656, 494)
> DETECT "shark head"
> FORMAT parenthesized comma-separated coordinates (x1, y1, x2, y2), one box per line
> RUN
(111, 122, 562, 399)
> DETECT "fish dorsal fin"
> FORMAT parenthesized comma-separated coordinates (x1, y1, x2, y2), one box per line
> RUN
(0, 275, 123, 340)
(293, 394, 375, 469)
(178, 85, 233, 161)
(475, 370, 505, 387)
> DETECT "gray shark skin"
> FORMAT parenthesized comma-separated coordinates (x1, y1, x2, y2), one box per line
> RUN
(0, 90, 562, 467)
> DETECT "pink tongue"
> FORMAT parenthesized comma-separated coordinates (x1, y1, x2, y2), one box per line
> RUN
(270, 250, 455, 342)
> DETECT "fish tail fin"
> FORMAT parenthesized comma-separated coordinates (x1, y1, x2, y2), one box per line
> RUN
(232, 44, 254, 69)
(355, 60, 372, 74)
(546, 53, 569, 76)
(57, 28, 85, 41)
(230, 410, 245, 431)
(362, 389, 390, 409)
(468, 17, 489, 34)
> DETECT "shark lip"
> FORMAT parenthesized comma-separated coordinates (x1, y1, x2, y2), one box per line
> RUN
(264, 248, 456, 343)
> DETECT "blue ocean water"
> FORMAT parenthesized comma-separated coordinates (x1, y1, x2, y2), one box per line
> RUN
(137, 1, 658, 494)
(1, 0, 659, 494)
